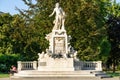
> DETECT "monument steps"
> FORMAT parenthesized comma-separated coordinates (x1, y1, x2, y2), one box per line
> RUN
(14, 70, 110, 79)
(11, 77, 101, 80)
(94, 71, 112, 78)
(16, 70, 96, 74)
(13, 70, 105, 78)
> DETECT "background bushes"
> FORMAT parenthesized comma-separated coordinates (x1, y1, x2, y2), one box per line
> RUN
(0, 54, 21, 73)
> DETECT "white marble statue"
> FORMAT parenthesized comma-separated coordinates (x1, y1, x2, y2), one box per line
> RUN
(73, 51, 79, 61)
(49, 3, 65, 30)
(38, 52, 45, 60)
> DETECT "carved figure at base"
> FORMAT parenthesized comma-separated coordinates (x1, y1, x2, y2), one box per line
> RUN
(49, 3, 66, 30)
(38, 52, 45, 60)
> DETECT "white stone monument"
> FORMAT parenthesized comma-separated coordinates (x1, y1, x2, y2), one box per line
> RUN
(13, 3, 104, 80)
(38, 3, 76, 71)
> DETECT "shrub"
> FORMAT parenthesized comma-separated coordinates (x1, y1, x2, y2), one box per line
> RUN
(0, 64, 7, 72)
(0, 54, 21, 73)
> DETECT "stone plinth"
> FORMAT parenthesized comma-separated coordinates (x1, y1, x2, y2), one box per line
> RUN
(46, 29, 69, 54)
(38, 58, 74, 71)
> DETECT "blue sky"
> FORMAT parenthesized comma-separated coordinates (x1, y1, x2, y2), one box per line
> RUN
(0, 0, 120, 15)
(0, 0, 28, 15)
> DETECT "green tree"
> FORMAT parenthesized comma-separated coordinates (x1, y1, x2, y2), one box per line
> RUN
(107, 16, 120, 73)
(0, 13, 13, 54)
(106, 1, 120, 73)
(10, 14, 46, 60)
(67, 0, 110, 61)
(0, 13, 44, 60)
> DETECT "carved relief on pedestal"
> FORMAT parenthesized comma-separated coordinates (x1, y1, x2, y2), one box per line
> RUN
(53, 37, 66, 54)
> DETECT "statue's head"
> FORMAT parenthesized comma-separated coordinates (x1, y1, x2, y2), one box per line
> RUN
(55, 3, 59, 7)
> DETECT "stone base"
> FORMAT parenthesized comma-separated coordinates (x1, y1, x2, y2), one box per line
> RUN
(38, 67, 74, 71)
(11, 77, 100, 80)
(11, 70, 102, 80)
(11, 77, 117, 80)
(13, 70, 96, 78)
(38, 58, 74, 71)
(12, 70, 111, 80)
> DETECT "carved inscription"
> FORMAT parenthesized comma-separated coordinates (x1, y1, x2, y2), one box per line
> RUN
(54, 37, 66, 54)
(39, 62, 46, 66)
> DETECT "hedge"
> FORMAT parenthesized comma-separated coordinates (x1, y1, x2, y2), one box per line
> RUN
(0, 54, 21, 73)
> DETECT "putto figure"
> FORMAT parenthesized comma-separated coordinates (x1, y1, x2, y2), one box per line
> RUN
(49, 3, 66, 30)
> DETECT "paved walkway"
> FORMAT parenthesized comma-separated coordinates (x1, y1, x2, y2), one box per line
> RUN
(0, 77, 119, 80)
(0, 78, 9, 80)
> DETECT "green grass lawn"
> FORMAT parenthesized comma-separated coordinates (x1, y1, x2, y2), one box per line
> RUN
(106, 71, 120, 77)
(0, 73, 9, 78)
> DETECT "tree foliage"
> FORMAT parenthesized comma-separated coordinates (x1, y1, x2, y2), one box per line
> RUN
(106, 2, 120, 72)
(0, 13, 13, 54)
(0, 13, 48, 60)
(67, 0, 109, 61)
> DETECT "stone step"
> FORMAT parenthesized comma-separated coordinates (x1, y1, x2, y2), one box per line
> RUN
(12, 70, 113, 80)
(17, 70, 96, 75)
(14, 74, 95, 77)
(11, 77, 100, 80)
(94, 71, 112, 78)
(14, 70, 97, 78)
(14, 70, 112, 79)
(95, 74, 112, 78)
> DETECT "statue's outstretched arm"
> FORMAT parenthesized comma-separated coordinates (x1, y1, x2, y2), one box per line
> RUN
(49, 9, 55, 17)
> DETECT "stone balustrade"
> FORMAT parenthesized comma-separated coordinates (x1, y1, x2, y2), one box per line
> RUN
(17, 61, 37, 71)
(17, 60, 102, 71)
(82, 61, 102, 71)
(74, 61, 102, 71)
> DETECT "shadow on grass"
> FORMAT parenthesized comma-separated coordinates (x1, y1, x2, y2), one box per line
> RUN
(106, 71, 120, 77)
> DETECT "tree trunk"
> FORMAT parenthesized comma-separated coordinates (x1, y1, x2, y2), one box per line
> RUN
(112, 60, 116, 73)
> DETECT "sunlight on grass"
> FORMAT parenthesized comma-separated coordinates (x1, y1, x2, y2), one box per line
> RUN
(0, 73, 9, 78)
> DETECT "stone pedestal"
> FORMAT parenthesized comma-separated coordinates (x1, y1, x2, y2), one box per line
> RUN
(38, 28, 75, 71)
(46, 29, 69, 55)
(38, 58, 74, 71)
